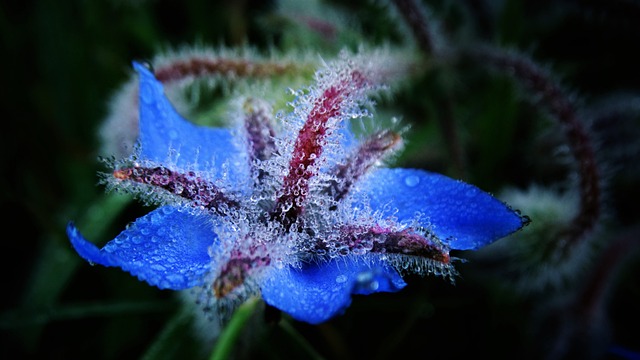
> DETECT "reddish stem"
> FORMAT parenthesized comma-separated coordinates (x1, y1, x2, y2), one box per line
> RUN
(154, 57, 299, 83)
(469, 46, 601, 247)
(391, 0, 436, 55)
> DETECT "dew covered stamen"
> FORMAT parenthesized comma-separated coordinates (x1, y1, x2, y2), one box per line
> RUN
(113, 166, 239, 215)
(328, 129, 402, 202)
(272, 71, 369, 227)
(212, 250, 271, 298)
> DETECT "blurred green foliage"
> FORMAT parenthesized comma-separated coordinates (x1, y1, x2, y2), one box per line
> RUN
(2, 0, 639, 359)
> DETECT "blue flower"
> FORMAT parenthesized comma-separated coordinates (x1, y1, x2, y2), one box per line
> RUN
(67, 56, 528, 324)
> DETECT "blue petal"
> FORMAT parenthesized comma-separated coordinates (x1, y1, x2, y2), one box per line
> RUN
(133, 62, 248, 183)
(67, 206, 215, 290)
(337, 120, 357, 148)
(350, 168, 527, 250)
(260, 256, 406, 324)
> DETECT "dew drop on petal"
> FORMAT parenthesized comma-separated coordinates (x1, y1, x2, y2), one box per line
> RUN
(162, 207, 175, 215)
(151, 264, 166, 271)
(166, 274, 186, 285)
(404, 175, 420, 187)
(139, 83, 154, 105)
(335, 274, 347, 283)
(369, 280, 379, 291)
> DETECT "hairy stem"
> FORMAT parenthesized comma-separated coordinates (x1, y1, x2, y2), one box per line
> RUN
(154, 57, 301, 83)
(390, 0, 466, 177)
(390, 0, 436, 55)
(468, 46, 601, 247)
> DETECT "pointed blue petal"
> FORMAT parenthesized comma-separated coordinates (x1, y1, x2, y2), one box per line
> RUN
(133, 62, 248, 182)
(67, 206, 215, 290)
(350, 168, 527, 250)
(260, 256, 405, 324)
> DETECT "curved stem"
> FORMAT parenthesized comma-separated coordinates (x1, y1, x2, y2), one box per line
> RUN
(390, 0, 466, 178)
(467, 45, 601, 247)
(391, 0, 436, 55)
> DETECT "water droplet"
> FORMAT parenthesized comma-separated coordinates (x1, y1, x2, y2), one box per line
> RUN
(151, 264, 166, 271)
(404, 175, 420, 187)
(136, 60, 154, 72)
(369, 280, 379, 291)
(139, 83, 154, 105)
(335, 274, 347, 283)
(150, 212, 162, 223)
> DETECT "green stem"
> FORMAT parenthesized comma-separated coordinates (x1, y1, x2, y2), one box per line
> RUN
(209, 297, 260, 360)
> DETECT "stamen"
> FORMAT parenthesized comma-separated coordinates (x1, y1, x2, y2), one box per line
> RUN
(113, 166, 238, 215)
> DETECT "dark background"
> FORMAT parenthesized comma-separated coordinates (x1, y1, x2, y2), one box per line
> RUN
(2, 0, 639, 359)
